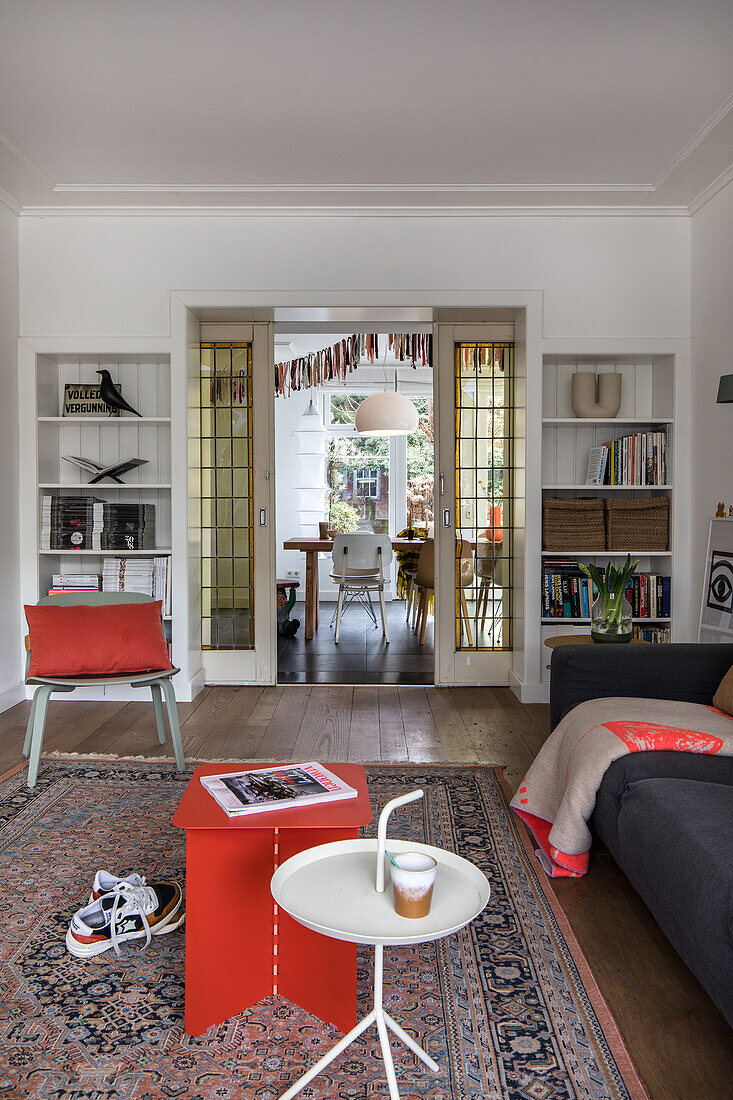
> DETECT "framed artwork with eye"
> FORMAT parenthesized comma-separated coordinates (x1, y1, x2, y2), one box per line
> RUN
(699, 519, 733, 643)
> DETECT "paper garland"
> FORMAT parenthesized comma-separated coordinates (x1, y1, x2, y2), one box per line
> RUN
(275, 332, 433, 397)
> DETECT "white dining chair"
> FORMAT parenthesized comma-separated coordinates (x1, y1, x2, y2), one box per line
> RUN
(330, 533, 393, 644)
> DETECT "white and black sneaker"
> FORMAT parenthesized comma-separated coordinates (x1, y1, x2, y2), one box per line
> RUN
(89, 869, 146, 902)
(66, 878, 184, 958)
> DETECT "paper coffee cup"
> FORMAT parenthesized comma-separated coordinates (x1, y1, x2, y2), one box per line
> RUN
(390, 852, 437, 918)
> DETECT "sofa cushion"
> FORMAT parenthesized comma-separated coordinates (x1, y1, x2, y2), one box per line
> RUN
(25, 600, 172, 678)
(713, 664, 733, 716)
(615, 775, 733, 1026)
(593, 751, 733, 859)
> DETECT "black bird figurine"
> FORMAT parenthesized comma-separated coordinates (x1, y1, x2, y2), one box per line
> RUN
(96, 369, 143, 417)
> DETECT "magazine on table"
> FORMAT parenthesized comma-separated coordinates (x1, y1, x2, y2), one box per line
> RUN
(200, 761, 357, 817)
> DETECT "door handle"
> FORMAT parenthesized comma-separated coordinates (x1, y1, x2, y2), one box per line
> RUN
(259, 508, 267, 526)
(442, 508, 451, 528)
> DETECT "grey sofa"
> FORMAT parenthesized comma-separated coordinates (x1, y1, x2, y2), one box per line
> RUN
(550, 644, 733, 1026)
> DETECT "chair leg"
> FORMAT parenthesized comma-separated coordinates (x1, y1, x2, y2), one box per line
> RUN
(405, 578, 413, 622)
(150, 682, 167, 745)
(23, 689, 39, 757)
(419, 590, 430, 645)
(27, 685, 54, 789)
(414, 589, 424, 636)
(378, 586, 389, 643)
(160, 677, 185, 772)
(460, 589, 473, 647)
(334, 585, 345, 644)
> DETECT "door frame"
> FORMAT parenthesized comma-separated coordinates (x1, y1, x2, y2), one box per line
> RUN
(172, 292, 542, 694)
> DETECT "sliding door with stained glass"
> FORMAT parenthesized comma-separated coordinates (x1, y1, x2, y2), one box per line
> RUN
(435, 324, 516, 685)
(198, 323, 275, 683)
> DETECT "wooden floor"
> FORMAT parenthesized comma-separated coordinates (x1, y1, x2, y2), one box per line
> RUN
(1, 685, 730, 1097)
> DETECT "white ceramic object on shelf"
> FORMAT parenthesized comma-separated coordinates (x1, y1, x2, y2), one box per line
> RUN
(571, 371, 622, 418)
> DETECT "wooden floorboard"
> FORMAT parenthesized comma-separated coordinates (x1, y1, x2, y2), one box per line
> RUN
(1, 683, 730, 1095)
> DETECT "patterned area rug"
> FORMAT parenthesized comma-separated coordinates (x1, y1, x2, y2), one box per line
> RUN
(0, 760, 647, 1100)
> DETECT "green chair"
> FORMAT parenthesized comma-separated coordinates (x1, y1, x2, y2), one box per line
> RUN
(23, 591, 184, 788)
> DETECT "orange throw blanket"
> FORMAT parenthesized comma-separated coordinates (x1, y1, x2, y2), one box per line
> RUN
(510, 697, 733, 877)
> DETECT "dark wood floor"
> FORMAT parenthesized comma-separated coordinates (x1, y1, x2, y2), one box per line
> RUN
(0, 686, 730, 1098)
(277, 599, 434, 684)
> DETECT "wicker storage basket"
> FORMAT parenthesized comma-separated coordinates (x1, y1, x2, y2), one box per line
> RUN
(605, 496, 670, 551)
(542, 497, 606, 551)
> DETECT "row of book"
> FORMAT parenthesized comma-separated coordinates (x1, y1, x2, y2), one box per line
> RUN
(48, 557, 171, 615)
(585, 428, 670, 486)
(632, 626, 671, 643)
(542, 561, 671, 619)
(41, 495, 156, 551)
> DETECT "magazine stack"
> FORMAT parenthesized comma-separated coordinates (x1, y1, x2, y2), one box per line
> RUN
(102, 556, 171, 614)
(91, 502, 156, 550)
(48, 573, 101, 595)
(41, 495, 102, 550)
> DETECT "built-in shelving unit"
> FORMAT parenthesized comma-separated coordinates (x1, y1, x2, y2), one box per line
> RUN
(539, 353, 677, 684)
(20, 351, 176, 695)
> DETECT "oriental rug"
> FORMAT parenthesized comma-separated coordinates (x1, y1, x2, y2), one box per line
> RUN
(0, 760, 648, 1100)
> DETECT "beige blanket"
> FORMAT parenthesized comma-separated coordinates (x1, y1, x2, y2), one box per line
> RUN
(510, 697, 733, 877)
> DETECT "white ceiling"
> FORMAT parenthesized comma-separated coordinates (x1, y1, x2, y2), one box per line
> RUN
(1, 0, 731, 212)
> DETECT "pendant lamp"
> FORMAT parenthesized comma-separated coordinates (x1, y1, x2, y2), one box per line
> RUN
(355, 373, 419, 436)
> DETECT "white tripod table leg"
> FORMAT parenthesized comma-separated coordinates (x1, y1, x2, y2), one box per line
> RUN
(278, 1010, 375, 1100)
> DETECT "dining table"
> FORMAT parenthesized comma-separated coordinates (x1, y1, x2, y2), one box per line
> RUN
(282, 536, 426, 639)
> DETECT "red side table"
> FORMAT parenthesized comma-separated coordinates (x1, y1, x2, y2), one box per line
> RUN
(173, 762, 372, 1036)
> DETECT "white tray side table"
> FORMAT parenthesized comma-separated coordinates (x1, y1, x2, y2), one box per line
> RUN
(271, 836, 490, 1100)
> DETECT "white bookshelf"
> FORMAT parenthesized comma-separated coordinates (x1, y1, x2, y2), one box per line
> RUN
(19, 348, 188, 698)
(539, 353, 677, 685)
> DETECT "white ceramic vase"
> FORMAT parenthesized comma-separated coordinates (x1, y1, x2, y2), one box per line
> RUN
(571, 372, 622, 418)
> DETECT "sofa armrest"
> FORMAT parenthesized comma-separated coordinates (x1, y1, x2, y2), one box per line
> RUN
(549, 643, 733, 731)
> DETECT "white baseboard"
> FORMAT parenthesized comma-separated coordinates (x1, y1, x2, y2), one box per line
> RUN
(509, 670, 549, 704)
(0, 681, 26, 713)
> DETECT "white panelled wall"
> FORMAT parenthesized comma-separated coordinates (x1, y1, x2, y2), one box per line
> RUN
(0, 202, 21, 708)
(14, 209, 699, 702)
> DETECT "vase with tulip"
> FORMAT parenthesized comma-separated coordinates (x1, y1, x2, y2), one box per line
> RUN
(578, 554, 638, 643)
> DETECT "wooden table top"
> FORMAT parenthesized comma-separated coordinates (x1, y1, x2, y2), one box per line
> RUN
(283, 536, 426, 552)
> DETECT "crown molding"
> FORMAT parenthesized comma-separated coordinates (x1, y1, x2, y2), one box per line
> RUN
(0, 185, 21, 215)
(688, 163, 733, 216)
(652, 93, 733, 190)
(19, 203, 690, 218)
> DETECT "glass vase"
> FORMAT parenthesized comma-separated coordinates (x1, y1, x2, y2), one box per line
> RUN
(590, 592, 633, 643)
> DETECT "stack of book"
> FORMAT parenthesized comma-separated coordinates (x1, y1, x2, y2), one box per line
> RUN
(102, 556, 171, 614)
(41, 495, 101, 550)
(91, 502, 156, 550)
(48, 573, 101, 595)
(585, 427, 670, 486)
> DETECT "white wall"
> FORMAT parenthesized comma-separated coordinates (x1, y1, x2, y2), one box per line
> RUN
(17, 209, 692, 691)
(0, 202, 21, 707)
(691, 182, 733, 601)
(20, 213, 690, 340)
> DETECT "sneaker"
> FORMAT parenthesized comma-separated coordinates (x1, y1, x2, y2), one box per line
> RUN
(90, 869, 146, 902)
(66, 879, 184, 958)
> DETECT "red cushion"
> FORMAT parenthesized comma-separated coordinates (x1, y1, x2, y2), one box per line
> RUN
(25, 601, 172, 678)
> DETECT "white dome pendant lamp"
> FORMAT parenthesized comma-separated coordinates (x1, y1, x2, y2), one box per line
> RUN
(354, 371, 419, 436)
